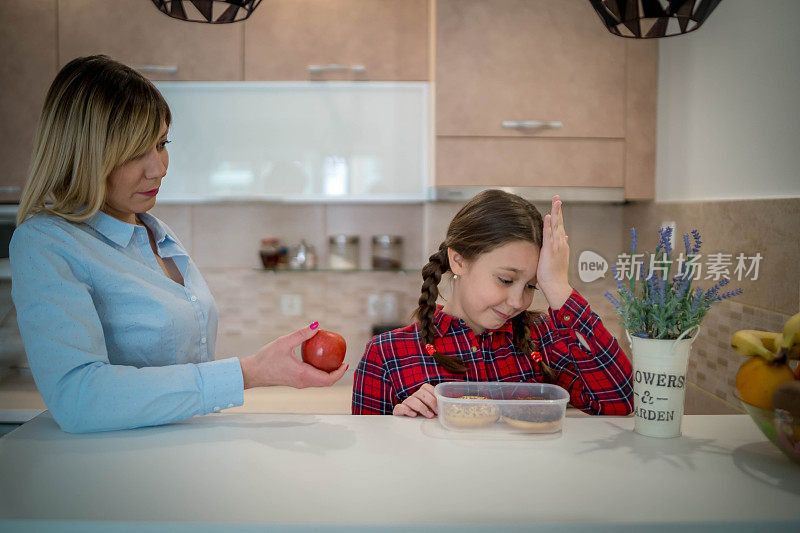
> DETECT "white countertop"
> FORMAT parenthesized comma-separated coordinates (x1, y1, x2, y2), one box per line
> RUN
(0, 412, 798, 531)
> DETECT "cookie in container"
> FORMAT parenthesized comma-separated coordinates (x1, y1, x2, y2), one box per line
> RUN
(434, 382, 569, 434)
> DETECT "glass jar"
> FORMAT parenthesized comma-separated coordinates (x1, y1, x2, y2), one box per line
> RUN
(371, 235, 403, 270)
(328, 235, 359, 270)
(259, 238, 282, 269)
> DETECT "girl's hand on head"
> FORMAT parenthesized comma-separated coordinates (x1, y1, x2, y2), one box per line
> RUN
(537, 195, 573, 310)
(239, 323, 348, 389)
(393, 383, 438, 418)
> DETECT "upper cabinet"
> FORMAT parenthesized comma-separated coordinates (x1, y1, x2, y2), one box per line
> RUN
(58, 0, 244, 81)
(0, 0, 57, 203)
(245, 0, 429, 81)
(435, 0, 656, 199)
(437, 0, 624, 139)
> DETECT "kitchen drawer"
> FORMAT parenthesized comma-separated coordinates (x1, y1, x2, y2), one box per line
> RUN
(435, 137, 624, 188)
(58, 0, 243, 81)
(245, 0, 428, 81)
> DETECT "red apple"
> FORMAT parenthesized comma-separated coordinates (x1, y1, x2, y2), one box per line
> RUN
(301, 329, 346, 372)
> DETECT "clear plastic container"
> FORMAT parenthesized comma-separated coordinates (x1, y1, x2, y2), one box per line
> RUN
(328, 235, 359, 270)
(434, 382, 569, 434)
(371, 235, 403, 270)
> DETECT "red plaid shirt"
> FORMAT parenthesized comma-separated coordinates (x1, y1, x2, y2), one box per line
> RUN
(352, 289, 633, 416)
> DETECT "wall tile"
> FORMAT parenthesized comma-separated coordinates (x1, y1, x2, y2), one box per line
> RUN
(623, 198, 800, 315)
(191, 203, 326, 269)
(325, 204, 425, 270)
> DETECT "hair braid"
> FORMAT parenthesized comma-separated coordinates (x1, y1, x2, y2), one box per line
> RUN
(413, 243, 468, 374)
(512, 311, 558, 383)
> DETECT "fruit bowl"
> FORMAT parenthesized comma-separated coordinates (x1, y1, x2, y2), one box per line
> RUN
(735, 392, 800, 465)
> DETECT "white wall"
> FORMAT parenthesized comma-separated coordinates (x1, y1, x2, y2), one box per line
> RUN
(656, 0, 800, 202)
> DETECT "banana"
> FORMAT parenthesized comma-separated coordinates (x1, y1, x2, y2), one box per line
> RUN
(780, 312, 800, 352)
(731, 330, 777, 361)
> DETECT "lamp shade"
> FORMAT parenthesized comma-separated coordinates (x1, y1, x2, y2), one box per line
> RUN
(150, 0, 262, 24)
(588, 0, 723, 38)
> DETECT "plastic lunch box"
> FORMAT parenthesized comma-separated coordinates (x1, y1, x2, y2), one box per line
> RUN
(434, 382, 570, 434)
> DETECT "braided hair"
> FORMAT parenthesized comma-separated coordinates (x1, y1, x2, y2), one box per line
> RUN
(413, 189, 558, 382)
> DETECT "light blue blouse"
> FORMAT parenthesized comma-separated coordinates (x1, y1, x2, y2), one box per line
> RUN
(10, 211, 243, 433)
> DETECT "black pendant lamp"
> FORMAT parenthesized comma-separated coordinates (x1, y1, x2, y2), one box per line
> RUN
(588, 0, 723, 38)
(151, 0, 262, 24)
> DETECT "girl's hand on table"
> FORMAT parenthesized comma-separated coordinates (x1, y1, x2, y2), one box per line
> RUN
(393, 383, 438, 418)
(239, 323, 348, 389)
(537, 195, 573, 311)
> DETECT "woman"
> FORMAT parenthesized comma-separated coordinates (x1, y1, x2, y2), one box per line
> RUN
(11, 55, 346, 434)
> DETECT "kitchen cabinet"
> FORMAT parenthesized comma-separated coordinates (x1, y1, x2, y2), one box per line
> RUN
(0, 0, 57, 203)
(58, 0, 244, 81)
(435, 0, 656, 199)
(244, 0, 429, 81)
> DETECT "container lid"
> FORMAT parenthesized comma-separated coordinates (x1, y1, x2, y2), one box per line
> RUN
(372, 235, 403, 245)
(329, 235, 359, 244)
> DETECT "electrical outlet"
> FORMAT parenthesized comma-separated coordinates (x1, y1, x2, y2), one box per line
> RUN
(280, 294, 303, 316)
(660, 221, 677, 250)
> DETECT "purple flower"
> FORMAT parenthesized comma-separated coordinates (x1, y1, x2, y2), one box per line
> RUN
(704, 277, 730, 299)
(605, 291, 624, 313)
(610, 265, 634, 300)
(630, 227, 638, 255)
(691, 229, 702, 254)
(656, 226, 673, 256)
(683, 233, 691, 256)
(717, 288, 743, 301)
(690, 287, 704, 313)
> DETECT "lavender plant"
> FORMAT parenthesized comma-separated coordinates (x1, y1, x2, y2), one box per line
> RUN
(605, 227, 743, 340)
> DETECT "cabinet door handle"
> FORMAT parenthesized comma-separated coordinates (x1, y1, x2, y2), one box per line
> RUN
(132, 65, 179, 74)
(501, 120, 563, 129)
(308, 64, 366, 74)
(0, 186, 20, 194)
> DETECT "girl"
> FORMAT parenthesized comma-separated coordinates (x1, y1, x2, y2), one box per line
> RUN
(352, 189, 633, 417)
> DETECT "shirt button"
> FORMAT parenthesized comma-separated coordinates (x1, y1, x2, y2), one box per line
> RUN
(190, 295, 198, 302)
(471, 346, 478, 353)
(201, 337, 207, 344)
(563, 313, 571, 321)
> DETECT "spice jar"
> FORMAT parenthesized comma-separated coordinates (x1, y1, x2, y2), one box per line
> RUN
(328, 235, 359, 270)
(259, 238, 282, 269)
(371, 235, 403, 270)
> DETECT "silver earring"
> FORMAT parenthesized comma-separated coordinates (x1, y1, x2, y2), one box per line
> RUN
(453, 274, 459, 280)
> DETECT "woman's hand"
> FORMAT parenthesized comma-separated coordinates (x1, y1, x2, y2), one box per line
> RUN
(239, 323, 348, 389)
(393, 383, 438, 418)
(536, 195, 573, 310)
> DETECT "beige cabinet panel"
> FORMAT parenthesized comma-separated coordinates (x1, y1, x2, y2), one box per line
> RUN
(58, 0, 243, 81)
(245, 0, 428, 81)
(436, 137, 624, 188)
(436, 0, 625, 138)
(0, 0, 57, 202)
(625, 40, 657, 200)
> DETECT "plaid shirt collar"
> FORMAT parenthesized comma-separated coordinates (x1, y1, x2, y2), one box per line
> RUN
(433, 305, 514, 339)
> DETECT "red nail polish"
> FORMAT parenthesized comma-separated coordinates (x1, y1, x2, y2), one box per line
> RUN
(310, 321, 319, 330)
(345, 364, 350, 371)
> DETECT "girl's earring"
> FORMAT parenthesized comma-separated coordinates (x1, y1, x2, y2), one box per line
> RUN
(453, 274, 459, 280)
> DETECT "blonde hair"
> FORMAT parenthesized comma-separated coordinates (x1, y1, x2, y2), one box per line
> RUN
(17, 55, 171, 226)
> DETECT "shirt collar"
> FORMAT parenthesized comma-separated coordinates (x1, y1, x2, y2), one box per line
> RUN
(84, 211, 137, 248)
(84, 211, 182, 256)
(433, 305, 514, 339)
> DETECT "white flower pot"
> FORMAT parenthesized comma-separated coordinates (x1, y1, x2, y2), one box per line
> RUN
(626, 326, 700, 438)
